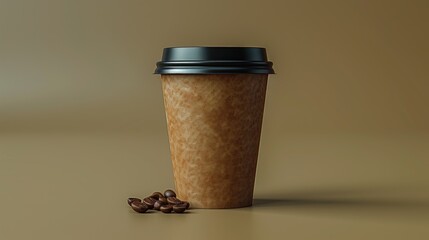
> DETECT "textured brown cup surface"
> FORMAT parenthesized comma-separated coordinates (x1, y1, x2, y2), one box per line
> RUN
(161, 74, 268, 208)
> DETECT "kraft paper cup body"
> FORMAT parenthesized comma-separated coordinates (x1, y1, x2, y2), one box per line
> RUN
(161, 74, 268, 208)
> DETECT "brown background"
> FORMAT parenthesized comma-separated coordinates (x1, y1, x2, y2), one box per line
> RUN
(1, 0, 428, 239)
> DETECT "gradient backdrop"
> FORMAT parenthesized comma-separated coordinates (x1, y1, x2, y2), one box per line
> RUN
(1, 0, 428, 239)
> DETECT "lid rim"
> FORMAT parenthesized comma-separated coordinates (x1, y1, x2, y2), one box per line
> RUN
(155, 67, 275, 75)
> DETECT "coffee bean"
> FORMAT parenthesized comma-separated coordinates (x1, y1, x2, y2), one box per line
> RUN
(130, 201, 148, 213)
(181, 201, 190, 209)
(167, 197, 182, 205)
(153, 200, 166, 210)
(127, 197, 141, 206)
(149, 192, 163, 200)
(160, 204, 173, 213)
(173, 204, 187, 213)
(143, 197, 156, 209)
(158, 197, 168, 205)
(164, 189, 176, 198)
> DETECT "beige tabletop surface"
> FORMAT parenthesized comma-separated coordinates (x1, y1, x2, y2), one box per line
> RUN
(1, 0, 429, 239)
(1, 133, 428, 240)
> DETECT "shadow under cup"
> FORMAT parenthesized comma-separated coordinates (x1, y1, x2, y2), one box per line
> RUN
(155, 47, 275, 208)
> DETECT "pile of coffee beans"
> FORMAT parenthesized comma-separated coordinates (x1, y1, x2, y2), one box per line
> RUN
(127, 189, 190, 214)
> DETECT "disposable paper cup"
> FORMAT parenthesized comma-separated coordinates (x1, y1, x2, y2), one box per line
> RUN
(155, 47, 274, 208)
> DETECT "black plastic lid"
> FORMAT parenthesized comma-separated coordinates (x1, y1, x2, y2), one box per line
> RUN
(154, 47, 275, 74)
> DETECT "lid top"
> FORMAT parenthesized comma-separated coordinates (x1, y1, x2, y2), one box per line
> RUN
(161, 47, 269, 62)
(155, 46, 275, 75)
